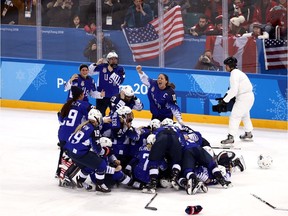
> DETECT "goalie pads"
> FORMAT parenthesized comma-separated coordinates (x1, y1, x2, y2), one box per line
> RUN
(59, 154, 74, 180)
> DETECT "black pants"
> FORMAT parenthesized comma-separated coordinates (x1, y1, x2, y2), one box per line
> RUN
(67, 151, 105, 171)
(182, 146, 216, 171)
(96, 97, 111, 117)
(149, 128, 182, 164)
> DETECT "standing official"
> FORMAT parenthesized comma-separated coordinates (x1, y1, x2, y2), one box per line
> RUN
(220, 57, 254, 144)
(89, 52, 126, 116)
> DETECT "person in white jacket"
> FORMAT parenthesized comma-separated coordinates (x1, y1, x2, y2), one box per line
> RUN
(220, 57, 255, 144)
(242, 22, 269, 39)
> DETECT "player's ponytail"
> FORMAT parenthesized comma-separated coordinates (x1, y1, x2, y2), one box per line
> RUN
(60, 99, 74, 118)
(162, 73, 175, 89)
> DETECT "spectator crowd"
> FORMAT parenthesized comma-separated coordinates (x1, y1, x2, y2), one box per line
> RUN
(1, 0, 286, 39)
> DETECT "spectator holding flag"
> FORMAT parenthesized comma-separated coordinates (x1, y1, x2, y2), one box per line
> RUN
(121, 0, 153, 28)
(136, 65, 184, 125)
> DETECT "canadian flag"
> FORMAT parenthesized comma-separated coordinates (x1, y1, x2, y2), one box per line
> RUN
(206, 36, 257, 73)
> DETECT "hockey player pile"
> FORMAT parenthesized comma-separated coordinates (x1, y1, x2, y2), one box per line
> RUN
(56, 88, 246, 194)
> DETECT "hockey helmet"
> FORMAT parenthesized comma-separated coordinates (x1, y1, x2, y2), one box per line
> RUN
(122, 85, 135, 97)
(107, 51, 118, 59)
(150, 119, 161, 130)
(146, 134, 156, 150)
(223, 56, 238, 68)
(146, 134, 156, 145)
(99, 137, 112, 147)
(88, 109, 103, 125)
(161, 118, 174, 126)
(217, 150, 236, 169)
(116, 106, 134, 123)
(257, 154, 273, 169)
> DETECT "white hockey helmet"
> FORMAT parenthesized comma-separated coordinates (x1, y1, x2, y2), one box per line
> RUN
(122, 85, 134, 97)
(99, 137, 112, 147)
(258, 154, 273, 169)
(107, 51, 118, 59)
(173, 122, 182, 129)
(161, 118, 174, 126)
(146, 134, 156, 145)
(150, 119, 161, 130)
(116, 106, 134, 122)
(88, 109, 103, 124)
(116, 106, 132, 116)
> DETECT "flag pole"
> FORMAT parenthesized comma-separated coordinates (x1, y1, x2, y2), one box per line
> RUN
(158, 1, 165, 68)
(222, 0, 229, 63)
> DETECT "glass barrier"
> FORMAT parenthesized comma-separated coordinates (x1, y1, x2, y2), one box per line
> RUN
(0, 0, 287, 75)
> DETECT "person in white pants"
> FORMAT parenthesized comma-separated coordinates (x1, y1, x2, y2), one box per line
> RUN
(220, 56, 255, 144)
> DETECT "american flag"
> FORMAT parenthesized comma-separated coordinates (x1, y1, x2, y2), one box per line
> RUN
(122, 6, 184, 62)
(264, 39, 288, 70)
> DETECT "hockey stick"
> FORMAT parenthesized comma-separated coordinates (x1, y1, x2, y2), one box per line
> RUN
(251, 193, 288, 211)
(211, 146, 241, 150)
(144, 193, 158, 211)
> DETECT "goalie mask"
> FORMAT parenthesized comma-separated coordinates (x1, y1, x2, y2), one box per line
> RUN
(116, 106, 134, 123)
(258, 154, 273, 169)
(217, 150, 236, 170)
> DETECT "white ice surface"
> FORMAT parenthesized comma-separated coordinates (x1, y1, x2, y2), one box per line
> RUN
(0, 108, 287, 216)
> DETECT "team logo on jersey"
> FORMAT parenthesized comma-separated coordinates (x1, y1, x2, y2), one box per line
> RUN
(172, 94, 176, 101)
(103, 68, 107, 73)
(81, 81, 85, 86)
(151, 86, 155, 92)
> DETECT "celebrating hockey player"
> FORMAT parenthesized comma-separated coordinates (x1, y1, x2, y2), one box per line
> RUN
(136, 65, 184, 125)
(89, 52, 126, 116)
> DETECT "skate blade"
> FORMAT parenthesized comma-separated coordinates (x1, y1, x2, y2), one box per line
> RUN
(142, 188, 156, 194)
(223, 183, 233, 189)
(242, 138, 253, 142)
(192, 182, 204, 195)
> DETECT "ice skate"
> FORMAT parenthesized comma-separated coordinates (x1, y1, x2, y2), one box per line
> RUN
(217, 177, 232, 188)
(215, 175, 232, 188)
(58, 176, 76, 189)
(214, 171, 232, 189)
(171, 169, 180, 190)
(76, 176, 95, 191)
(142, 179, 157, 194)
(221, 134, 234, 145)
(159, 178, 172, 188)
(185, 176, 207, 195)
(95, 183, 111, 193)
(232, 156, 246, 172)
(239, 132, 253, 141)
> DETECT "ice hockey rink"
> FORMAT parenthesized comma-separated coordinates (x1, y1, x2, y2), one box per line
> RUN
(0, 107, 287, 216)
